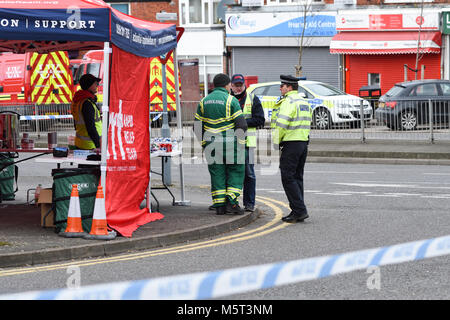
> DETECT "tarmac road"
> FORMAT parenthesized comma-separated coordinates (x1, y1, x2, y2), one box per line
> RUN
(1, 161, 449, 299)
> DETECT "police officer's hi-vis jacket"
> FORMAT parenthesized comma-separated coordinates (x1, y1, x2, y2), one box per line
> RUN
(272, 91, 312, 145)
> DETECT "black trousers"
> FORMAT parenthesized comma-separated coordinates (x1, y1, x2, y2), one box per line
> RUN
(279, 140, 308, 215)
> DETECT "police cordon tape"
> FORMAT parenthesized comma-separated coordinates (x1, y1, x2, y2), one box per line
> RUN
(1, 234, 450, 300)
(20, 115, 73, 120)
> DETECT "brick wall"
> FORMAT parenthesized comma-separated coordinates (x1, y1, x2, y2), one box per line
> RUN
(130, 1, 180, 26)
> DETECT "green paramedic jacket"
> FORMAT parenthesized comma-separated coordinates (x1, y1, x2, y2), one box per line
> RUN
(272, 90, 312, 145)
(195, 87, 246, 147)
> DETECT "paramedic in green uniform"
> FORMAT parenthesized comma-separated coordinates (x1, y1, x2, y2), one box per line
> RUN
(195, 73, 248, 215)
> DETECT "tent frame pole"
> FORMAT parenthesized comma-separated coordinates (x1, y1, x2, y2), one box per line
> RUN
(100, 42, 111, 192)
(173, 48, 190, 206)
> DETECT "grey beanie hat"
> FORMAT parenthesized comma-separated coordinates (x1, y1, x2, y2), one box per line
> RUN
(213, 73, 231, 88)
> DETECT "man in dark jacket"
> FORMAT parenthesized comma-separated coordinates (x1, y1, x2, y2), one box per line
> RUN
(231, 74, 265, 212)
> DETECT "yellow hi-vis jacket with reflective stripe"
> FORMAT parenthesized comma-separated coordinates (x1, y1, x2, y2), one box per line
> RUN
(195, 87, 244, 147)
(242, 93, 256, 148)
(272, 90, 312, 145)
(72, 98, 102, 150)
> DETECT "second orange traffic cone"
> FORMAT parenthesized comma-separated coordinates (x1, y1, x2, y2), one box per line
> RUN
(59, 184, 86, 238)
(89, 185, 108, 236)
(84, 185, 116, 240)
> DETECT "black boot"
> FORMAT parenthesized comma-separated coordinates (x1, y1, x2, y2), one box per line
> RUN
(216, 206, 227, 215)
(282, 212, 309, 223)
(226, 203, 244, 215)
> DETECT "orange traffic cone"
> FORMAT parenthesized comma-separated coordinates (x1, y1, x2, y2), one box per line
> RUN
(84, 185, 116, 240)
(59, 184, 86, 238)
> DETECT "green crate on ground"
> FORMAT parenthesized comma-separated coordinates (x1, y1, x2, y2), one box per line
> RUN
(52, 168, 100, 233)
(0, 152, 18, 201)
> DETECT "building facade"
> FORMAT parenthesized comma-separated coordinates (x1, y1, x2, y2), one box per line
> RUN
(109, 1, 450, 96)
(226, 3, 341, 88)
(226, 0, 450, 95)
(331, 8, 442, 96)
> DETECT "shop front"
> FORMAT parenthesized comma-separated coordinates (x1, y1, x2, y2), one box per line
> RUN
(330, 9, 442, 96)
(225, 10, 340, 88)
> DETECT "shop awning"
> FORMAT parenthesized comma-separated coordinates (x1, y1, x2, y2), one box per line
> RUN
(330, 31, 441, 55)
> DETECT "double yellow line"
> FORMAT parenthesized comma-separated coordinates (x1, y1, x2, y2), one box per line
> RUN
(0, 196, 290, 278)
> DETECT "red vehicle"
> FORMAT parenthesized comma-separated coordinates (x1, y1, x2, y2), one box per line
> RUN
(73, 50, 104, 103)
(0, 51, 73, 105)
(69, 58, 83, 80)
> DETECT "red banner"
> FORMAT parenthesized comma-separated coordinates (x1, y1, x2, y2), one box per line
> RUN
(106, 45, 163, 237)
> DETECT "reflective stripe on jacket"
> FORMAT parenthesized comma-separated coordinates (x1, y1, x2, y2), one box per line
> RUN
(195, 87, 244, 147)
(242, 93, 256, 148)
(272, 91, 312, 145)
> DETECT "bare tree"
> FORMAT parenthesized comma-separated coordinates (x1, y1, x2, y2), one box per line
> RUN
(414, 0, 425, 80)
(295, 0, 314, 77)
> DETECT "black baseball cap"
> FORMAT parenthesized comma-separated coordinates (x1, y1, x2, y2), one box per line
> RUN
(231, 74, 245, 84)
(80, 74, 101, 90)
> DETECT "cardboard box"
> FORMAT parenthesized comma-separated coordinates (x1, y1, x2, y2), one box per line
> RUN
(38, 188, 55, 227)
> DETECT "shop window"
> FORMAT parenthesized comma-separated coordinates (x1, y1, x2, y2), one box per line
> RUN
(178, 54, 223, 96)
(180, 0, 221, 26)
(189, 0, 202, 23)
(181, 3, 187, 25)
(368, 73, 380, 87)
(213, 1, 220, 24)
(204, 1, 209, 24)
(108, 3, 129, 15)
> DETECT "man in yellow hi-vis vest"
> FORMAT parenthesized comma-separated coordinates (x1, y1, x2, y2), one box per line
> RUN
(230, 74, 264, 212)
(273, 75, 312, 223)
(71, 73, 102, 152)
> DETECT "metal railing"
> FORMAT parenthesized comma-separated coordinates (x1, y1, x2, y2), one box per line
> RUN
(0, 103, 74, 134)
(2, 98, 449, 144)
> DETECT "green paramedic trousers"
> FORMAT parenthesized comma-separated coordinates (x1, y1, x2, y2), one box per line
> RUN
(207, 138, 245, 208)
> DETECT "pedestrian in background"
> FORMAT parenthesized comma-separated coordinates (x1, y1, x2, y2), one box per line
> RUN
(230, 74, 265, 212)
(194, 73, 248, 215)
(273, 75, 312, 223)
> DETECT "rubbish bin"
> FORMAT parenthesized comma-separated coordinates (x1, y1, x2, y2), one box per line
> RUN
(52, 167, 100, 233)
(0, 152, 18, 202)
(359, 85, 381, 113)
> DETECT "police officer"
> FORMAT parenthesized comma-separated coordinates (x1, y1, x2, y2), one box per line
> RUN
(71, 74, 102, 152)
(230, 74, 265, 212)
(195, 73, 248, 215)
(273, 75, 312, 223)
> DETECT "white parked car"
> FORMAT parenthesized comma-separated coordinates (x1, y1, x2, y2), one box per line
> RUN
(247, 80, 372, 129)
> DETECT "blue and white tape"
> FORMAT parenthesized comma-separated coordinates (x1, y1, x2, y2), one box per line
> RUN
(1, 235, 449, 300)
(20, 115, 73, 121)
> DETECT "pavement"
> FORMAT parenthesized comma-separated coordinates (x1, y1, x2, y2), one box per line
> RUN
(1, 137, 450, 268)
